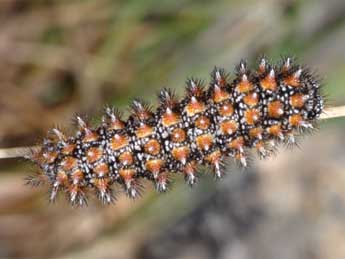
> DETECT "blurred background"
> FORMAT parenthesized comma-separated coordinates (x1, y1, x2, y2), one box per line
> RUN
(0, 0, 345, 258)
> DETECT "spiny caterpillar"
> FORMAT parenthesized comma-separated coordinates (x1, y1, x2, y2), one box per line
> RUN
(26, 57, 324, 206)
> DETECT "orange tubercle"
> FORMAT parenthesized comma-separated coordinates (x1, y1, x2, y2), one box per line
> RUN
(244, 109, 260, 125)
(119, 152, 134, 166)
(171, 128, 186, 143)
(289, 114, 303, 127)
(62, 144, 76, 155)
(144, 139, 161, 156)
(109, 119, 125, 130)
(227, 137, 244, 151)
(260, 72, 277, 91)
(93, 163, 109, 176)
(71, 169, 84, 183)
(219, 103, 234, 117)
(284, 70, 301, 87)
(243, 92, 259, 106)
(267, 124, 282, 137)
(185, 98, 206, 117)
(111, 134, 129, 150)
(172, 146, 190, 163)
(196, 134, 214, 151)
(268, 101, 284, 118)
(290, 93, 306, 108)
(249, 127, 263, 139)
(62, 156, 78, 171)
(195, 116, 211, 130)
(205, 150, 222, 164)
(220, 120, 238, 135)
(162, 109, 180, 127)
(136, 124, 154, 138)
(119, 169, 136, 180)
(213, 86, 230, 103)
(236, 75, 253, 93)
(86, 147, 103, 163)
(145, 159, 164, 175)
(83, 130, 99, 143)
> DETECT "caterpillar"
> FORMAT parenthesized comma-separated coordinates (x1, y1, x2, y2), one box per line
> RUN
(26, 57, 324, 206)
